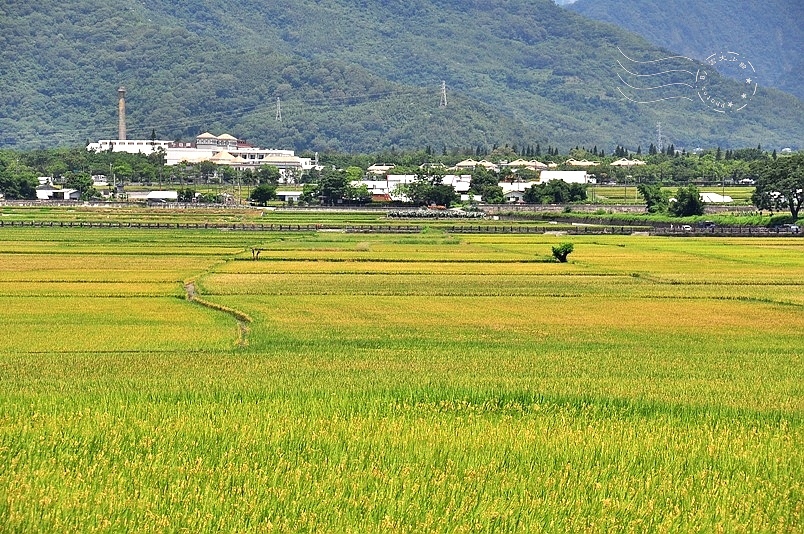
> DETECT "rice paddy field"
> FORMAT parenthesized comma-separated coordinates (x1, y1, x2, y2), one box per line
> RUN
(0, 224, 802, 532)
(591, 186, 755, 205)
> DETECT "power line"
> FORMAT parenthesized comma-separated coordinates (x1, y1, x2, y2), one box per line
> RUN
(5, 82, 451, 143)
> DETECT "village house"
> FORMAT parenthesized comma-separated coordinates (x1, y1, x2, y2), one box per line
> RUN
(35, 184, 81, 200)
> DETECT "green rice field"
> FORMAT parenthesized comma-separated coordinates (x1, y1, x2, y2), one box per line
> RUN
(591, 186, 755, 205)
(0, 225, 801, 531)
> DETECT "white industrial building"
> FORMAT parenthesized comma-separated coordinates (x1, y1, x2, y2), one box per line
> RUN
(351, 172, 595, 203)
(699, 192, 733, 203)
(35, 184, 80, 200)
(538, 170, 594, 184)
(352, 169, 591, 200)
(353, 174, 476, 202)
(87, 133, 314, 175)
(609, 158, 646, 167)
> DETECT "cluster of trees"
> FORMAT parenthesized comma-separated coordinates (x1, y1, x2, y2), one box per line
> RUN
(0, 147, 168, 201)
(0, 154, 37, 200)
(400, 175, 459, 208)
(314, 145, 793, 192)
(586, 149, 773, 187)
(635, 155, 804, 221)
(292, 168, 372, 206)
(1, 146, 801, 220)
(468, 167, 504, 204)
(0, 146, 294, 201)
(637, 183, 705, 217)
(524, 180, 587, 204)
(632, 151, 803, 220)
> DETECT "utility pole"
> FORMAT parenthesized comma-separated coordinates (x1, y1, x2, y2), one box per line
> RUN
(275, 97, 282, 121)
(440, 80, 447, 107)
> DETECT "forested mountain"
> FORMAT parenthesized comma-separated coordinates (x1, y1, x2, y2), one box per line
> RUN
(567, 0, 804, 101)
(0, 0, 801, 153)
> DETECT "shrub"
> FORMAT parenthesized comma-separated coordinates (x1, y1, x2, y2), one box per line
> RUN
(552, 242, 574, 263)
(768, 214, 796, 227)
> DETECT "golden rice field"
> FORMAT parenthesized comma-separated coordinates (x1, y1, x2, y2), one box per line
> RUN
(0, 225, 802, 532)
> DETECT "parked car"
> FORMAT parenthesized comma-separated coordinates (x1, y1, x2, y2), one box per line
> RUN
(681, 224, 693, 231)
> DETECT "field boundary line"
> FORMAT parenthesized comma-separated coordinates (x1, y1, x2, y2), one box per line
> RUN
(184, 280, 252, 347)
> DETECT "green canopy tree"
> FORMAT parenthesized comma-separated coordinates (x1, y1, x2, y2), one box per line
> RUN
(64, 172, 97, 200)
(113, 162, 134, 183)
(257, 165, 281, 185)
(199, 161, 218, 184)
(524, 180, 587, 204)
(317, 168, 349, 205)
(478, 184, 504, 204)
(345, 166, 365, 182)
(469, 166, 498, 195)
(249, 183, 277, 206)
(637, 183, 668, 213)
(300, 183, 318, 204)
(177, 188, 196, 203)
(551, 242, 574, 263)
(407, 172, 458, 207)
(752, 154, 804, 220)
(669, 184, 705, 217)
(346, 183, 372, 204)
(219, 166, 237, 184)
(0, 157, 37, 199)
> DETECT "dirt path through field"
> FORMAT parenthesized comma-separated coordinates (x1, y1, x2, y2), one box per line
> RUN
(184, 280, 250, 347)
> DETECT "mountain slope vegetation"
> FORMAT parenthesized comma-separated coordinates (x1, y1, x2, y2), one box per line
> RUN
(0, 0, 801, 152)
(567, 0, 803, 101)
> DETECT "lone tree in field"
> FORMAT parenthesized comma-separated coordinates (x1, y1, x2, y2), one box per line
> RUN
(552, 242, 574, 263)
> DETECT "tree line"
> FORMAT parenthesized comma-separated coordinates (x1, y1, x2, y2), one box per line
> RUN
(1, 146, 801, 219)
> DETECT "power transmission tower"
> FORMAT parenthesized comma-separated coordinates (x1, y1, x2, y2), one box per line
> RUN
(656, 122, 663, 152)
(275, 97, 282, 121)
(440, 81, 447, 107)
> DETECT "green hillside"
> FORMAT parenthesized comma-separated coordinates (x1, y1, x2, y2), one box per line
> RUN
(567, 0, 804, 101)
(0, 0, 801, 152)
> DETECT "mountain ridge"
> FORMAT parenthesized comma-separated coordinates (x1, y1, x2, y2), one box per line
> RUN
(567, 0, 803, 101)
(0, 0, 801, 152)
